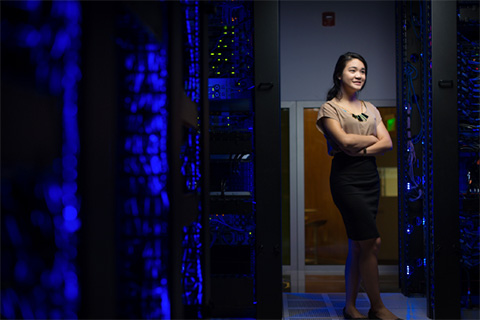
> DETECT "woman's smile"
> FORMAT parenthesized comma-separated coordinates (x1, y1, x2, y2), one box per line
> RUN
(339, 58, 366, 94)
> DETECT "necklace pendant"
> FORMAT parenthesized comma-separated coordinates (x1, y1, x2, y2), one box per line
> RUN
(359, 113, 368, 121)
(352, 112, 368, 122)
(352, 114, 361, 121)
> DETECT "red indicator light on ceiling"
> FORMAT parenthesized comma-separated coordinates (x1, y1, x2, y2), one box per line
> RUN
(323, 12, 335, 27)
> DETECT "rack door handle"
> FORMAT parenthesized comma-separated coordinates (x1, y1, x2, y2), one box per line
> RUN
(257, 82, 274, 90)
(438, 80, 453, 88)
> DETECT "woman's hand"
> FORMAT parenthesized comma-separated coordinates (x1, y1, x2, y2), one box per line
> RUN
(359, 121, 393, 156)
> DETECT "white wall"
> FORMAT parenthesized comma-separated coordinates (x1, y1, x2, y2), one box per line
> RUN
(280, 0, 396, 104)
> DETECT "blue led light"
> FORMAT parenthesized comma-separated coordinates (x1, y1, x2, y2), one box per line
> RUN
(62, 206, 77, 221)
(1, 1, 82, 318)
(118, 11, 170, 318)
(180, 1, 204, 311)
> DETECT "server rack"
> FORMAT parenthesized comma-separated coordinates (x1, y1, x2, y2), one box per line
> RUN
(397, 1, 479, 318)
(396, 0, 428, 296)
(1, 1, 282, 318)
(428, 1, 460, 318)
(1, 2, 83, 318)
(457, 0, 479, 312)
(253, 2, 283, 318)
(207, 1, 282, 318)
(81, 2, 210, 319)
(170, 1, 210, 318)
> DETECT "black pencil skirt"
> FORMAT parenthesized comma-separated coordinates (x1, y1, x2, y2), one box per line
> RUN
(330, 152, 380, 241)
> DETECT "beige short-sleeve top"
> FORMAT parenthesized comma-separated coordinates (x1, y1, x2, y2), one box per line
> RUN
(316, 100, 382, 155)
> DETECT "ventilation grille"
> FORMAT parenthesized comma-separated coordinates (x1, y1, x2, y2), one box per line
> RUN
(283, 293, 370, 319)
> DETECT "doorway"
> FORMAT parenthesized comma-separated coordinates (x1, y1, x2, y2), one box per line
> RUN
(282, 101, 399, 293)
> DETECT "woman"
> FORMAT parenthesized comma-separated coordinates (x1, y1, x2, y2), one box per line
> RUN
(316, 52, 401, 320)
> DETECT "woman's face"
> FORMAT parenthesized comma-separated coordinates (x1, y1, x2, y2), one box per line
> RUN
(339, 58, 366, 93)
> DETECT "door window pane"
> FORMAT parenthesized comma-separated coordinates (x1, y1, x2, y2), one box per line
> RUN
(304, 108, 348, 265)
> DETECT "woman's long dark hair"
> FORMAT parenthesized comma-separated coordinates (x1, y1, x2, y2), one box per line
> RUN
(326, 52, 368, 101)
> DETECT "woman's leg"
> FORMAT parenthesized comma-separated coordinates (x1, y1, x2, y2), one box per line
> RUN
(358, 237, 399, 319)
(344, 239, 365, 318)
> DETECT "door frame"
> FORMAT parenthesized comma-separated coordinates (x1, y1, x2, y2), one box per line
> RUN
(282, 100, 398, 292)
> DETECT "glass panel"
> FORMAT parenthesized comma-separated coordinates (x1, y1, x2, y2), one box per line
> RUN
(281, 108, 290, 265)
(376, 107, 398, 264)
(378, 167, 398, 197)
(304, 108, 348, 265)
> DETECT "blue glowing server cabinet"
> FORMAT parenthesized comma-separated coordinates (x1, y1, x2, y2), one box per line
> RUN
(0, 1, 281, 319)
(207, 1, 282, 318)
(396, 1, 479, 318)
(80, 1, 210, 319)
